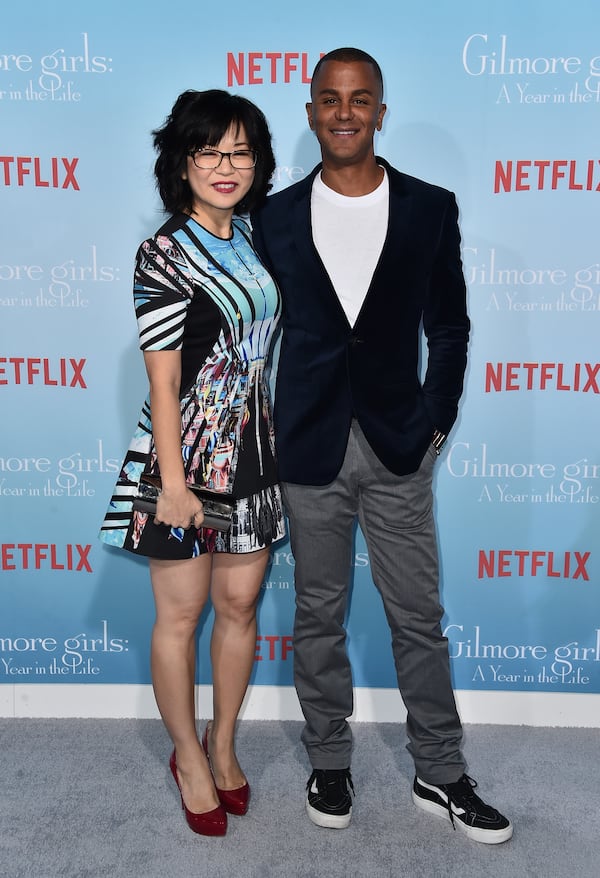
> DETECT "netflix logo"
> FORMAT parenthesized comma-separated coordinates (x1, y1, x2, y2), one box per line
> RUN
(485, 362, 600, 393)
(255, 635, 293, 661)
(226, 51, 322, 86)
(494, 159, 600, 193)
(1, 543, 92, 572)
(478, 549, 590, 580)
(0, 156, 79, 189)
(0, 357, 87, 387)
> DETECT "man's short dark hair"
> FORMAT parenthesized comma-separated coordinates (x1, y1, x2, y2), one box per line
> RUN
(152, 89, 275, 215)
(310, 48, 384, 99)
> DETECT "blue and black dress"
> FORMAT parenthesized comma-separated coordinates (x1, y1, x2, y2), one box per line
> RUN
(100, 214, 285, 558)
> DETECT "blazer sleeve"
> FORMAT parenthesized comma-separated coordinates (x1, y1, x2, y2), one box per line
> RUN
(422, 192, 470, 435)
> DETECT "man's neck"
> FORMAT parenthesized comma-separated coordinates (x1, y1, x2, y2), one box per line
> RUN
(320, 161, 384, 197)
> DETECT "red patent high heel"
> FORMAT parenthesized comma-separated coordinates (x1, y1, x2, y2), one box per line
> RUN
(202, 725, 251, 816)
(169, 750, 227, 836)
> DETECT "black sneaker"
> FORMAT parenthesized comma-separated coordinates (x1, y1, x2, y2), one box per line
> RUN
(412, 774, 513, 844)
(306, 768, 354, 829)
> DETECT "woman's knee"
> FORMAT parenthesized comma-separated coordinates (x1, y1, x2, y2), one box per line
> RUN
(212, 588, 259, 626)
(153, 605, 202, 639)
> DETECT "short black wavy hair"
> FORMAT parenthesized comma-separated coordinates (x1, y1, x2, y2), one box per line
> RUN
(152, 89, 276, 215)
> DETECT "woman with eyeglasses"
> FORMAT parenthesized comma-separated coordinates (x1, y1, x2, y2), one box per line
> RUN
(100, 90, 284, 836)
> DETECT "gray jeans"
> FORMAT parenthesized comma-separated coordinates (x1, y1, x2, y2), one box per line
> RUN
(282, 421, 465, 784)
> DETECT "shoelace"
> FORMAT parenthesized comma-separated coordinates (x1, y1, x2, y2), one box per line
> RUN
(307, 769, 355, 797)
(441, 774, 479, 830)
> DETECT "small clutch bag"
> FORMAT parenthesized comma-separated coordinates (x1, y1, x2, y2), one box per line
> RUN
(132, 474, 234, 533)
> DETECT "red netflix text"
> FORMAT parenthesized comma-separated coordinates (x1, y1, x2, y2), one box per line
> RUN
(254, 635, 293, 661)
(1, 543, 92, 572)
(0, 156, 80, 189)
(494, 159, 600, 193)
(478, 550, 590, 580)
(227, 52, 322, 86)
(485, 362, 600, 393)
(0, 357, 87, 388)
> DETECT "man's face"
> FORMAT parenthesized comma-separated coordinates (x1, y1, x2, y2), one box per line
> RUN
(306, 60, 386, 168)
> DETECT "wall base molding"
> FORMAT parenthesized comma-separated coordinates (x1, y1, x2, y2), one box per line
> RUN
(2, 684, 599, 726)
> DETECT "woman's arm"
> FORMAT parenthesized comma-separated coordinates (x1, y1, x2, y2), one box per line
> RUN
(144, 349, 204, 530)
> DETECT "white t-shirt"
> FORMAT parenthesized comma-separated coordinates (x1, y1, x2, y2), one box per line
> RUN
(311, 169, 389, 326)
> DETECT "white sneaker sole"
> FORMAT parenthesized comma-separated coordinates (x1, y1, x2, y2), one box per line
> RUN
(306, 800, 352, 829)
(412, 788, 513, 845)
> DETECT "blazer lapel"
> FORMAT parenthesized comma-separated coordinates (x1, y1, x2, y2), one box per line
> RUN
(291, 166, 352, 325)
(291, 174, 320, 271)
(354, 162, 414, 327)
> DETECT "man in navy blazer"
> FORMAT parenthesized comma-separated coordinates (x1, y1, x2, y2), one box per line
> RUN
(251, 48, 511, 843)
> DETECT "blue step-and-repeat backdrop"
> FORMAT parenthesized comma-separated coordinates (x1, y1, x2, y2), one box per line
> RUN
(2, 0, 599, 718)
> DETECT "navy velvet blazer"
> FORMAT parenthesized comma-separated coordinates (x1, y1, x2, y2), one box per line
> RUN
(251, 158, 470, 484)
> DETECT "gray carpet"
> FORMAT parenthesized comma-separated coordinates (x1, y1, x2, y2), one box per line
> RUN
(0, 719, 597, 878)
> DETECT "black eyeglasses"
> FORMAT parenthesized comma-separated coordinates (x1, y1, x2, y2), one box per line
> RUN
(188, 148, 257, 170)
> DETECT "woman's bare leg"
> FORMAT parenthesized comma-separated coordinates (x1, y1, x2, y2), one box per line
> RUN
(150, 553, 220, 813)
(207, 548, 269, 789)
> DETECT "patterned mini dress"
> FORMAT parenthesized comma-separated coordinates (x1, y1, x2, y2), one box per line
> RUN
(100, 213, 285, 559)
